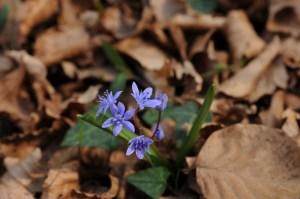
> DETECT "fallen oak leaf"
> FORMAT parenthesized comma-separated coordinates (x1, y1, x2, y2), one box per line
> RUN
(115, 37, 169, 71)
(34, 26, 91, 65)
(226, 10, 265, 60)
(0, 148, 43, 199)
(196, 124, 300, 199)
(219, 37, 280, 99)
(267, 0, 300, 36)
(17, 0, 59, 39)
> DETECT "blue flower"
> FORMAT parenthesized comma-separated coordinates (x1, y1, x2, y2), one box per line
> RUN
(96, 90, 122, 116)
(155, 92, 168, 111)
(102, 102, 135, 136)
(126, 135, 153, 159)
(131, 82, 161, 110)
(153, 125, 165, 140)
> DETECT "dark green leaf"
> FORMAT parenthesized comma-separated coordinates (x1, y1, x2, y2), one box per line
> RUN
(188, 0, 217, 14)
(127, 167, 171, 199)
(102, 42, 131, 76)
(62, 120, 119, 150)
(110, 73, 127, 92)
(0, 4, 9, 32)
(62, 107, 119, 150)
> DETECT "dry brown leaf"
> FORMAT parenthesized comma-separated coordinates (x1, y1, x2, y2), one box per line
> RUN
(0, 65, 28, 121)
(34, 26, 91, 65)
(149, 0, 186, 27)
(189, 30, 215, 58)
(245, 59, 288, 102)
(285, 92, 300, 110)
(219, 37, 280, 99)
(169, 23, 187, 60)
(267, 0, 300, 36)
(172, 60, 203, 92)
(226, 10, 265, 60)
(171, 13, 226, 30)
(77, 85, 101, 104)
(196, 124, 300, 199)
(281, 37, 300, 68)
(42, 163, 79, 199)
(282, 109, 300, 138)
(0, 148, 43, 199)
(115, 37, 169, 71)
(58, 0, 81, 27)
(18, 0, 58, 38)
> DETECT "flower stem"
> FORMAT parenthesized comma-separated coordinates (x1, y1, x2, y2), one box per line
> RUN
(176, 85, 216, 167)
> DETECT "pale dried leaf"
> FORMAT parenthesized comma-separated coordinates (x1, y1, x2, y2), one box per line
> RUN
(196, 124, 300, 199)
(115, 37, 169, 71)
(282, 109, 300, 138)
(149, 0, 186, 27)
(58, 0, 81, 27)
(246, 59, 288, 102)
(42, 165, 79, 199)
(0, 66, 27, 120)
(281, 37, 300, 68)
(219, 37, 280, 98)
(171, 13, 226, 30)
(77, 85, 101, 104)
(226, 10, 265, 60)
(169, 23, 187, 60)
(189, 29, 215, 58)
(34, 26, 91, 65)
(267, 0, 300, 36)
(18, 0, 59, 38)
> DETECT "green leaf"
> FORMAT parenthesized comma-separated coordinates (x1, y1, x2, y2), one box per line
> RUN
(188, 0, 217, 14)
(127, 167, 171, 199)
(143, 101, 211, 145)
(110, 73, 127, 92)
(176, 85, 216, 166)
(102, 42, 131, 76)
(0, 4, 9, 32)
(62, 106, 119, 150)
(62, 120, 120, 150)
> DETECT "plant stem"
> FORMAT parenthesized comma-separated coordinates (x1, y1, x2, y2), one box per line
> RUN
(176, 85, 216, 167)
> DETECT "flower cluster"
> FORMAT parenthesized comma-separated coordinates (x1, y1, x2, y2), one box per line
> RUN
(96, 82, 168, 159)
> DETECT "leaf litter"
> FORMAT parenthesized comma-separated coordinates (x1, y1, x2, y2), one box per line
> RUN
(0, 0, 300, 198)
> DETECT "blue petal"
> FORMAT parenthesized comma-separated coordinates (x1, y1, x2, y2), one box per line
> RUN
(110, 103, 118, 115)
(124, 108, 135, 120)
(136, 149, 145, 159)
(126, 144, 135, 156)
(102, 118, 114, 128)
(123, 121, 135, 133)
(96, 106, 104, 116)
(117, 102, 125, 115)
(144, 99, 161, 108)
(132, 82, 140, 96)
(113, 124, 123, 136)
(113, 90, 122, 100)
(143, 87, 153, 98)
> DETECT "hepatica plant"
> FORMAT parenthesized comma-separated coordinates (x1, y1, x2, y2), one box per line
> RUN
(63, 81, 215, 198)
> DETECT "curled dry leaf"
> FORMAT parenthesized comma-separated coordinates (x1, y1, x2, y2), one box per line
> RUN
(18, 0, 59, 38)
(115, 37, 169, 71)
(281, 37, 300, 68)
(0, 148, 42, 199)
(71, 175, 119, 199)
(246, 58, 288, 102)
(34, 26, 91, 65)
(267, 0, 300, 36)
(42, 163, 79, 199)
(189, 29, 215, 58)
(172, 60, 203, 92)
(219, 37, 280, 99)
(226, 10, 265, 60)
(0, 65, 28, 121)
(169, 23, 187, 60)
(58, 0, 81, 27)
(171, 13, 226, 30)
(196, 124, 300, 199)
(282, 108, 300, 138)
(149, 0, 186, 27)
